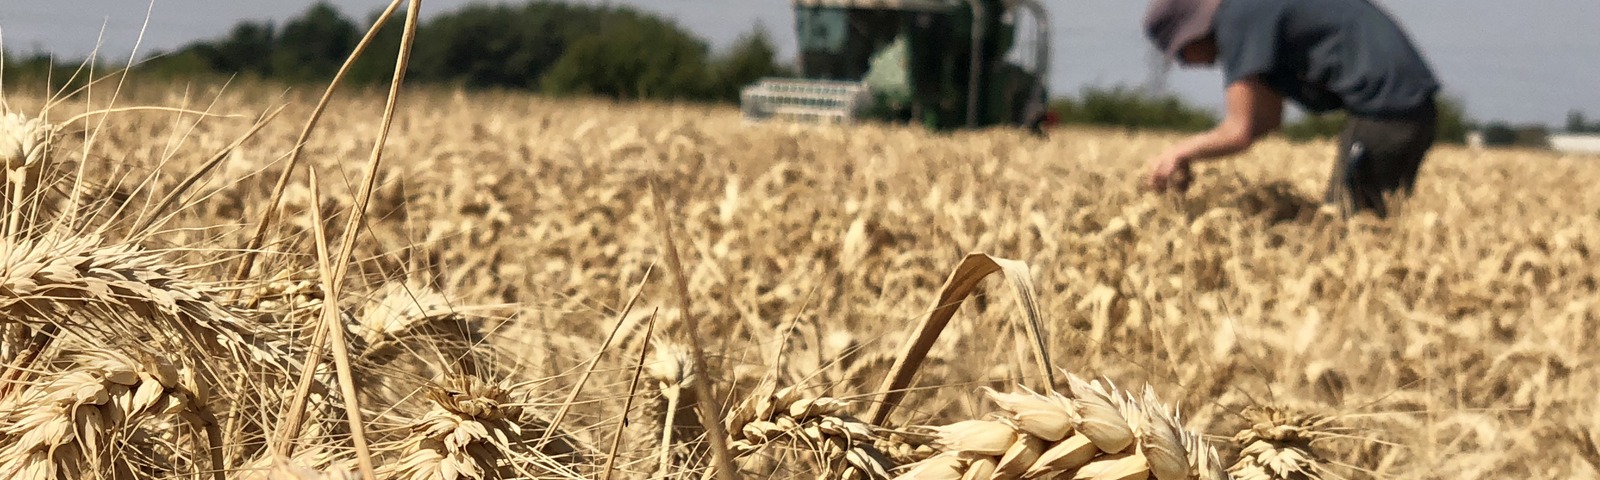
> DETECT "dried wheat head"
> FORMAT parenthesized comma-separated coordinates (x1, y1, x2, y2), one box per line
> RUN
(0, 348, 213, 479)
(726, 383, 895, 479)
(1227, 407, 1334, 480)
(891, 373, 1228, 480)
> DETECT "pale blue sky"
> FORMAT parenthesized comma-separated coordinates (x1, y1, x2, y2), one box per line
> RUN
(2, 0, 1596, 126)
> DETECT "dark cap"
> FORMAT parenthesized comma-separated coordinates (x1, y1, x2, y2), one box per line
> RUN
(1144, 0, 1222, 60)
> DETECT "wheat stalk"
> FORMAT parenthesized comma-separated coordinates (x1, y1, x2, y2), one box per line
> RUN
(381, 375, 523, 480)
(0, 322, 29, 362)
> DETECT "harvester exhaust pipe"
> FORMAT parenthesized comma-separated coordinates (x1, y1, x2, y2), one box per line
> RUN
(967, 0, 986, 128)
(1013, 0, 1052, 131)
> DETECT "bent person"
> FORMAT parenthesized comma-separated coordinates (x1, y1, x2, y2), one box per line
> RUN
(1141, 0, 1441, 218)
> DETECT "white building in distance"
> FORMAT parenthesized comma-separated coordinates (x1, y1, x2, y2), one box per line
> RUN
(1549, 133, 1600, 155)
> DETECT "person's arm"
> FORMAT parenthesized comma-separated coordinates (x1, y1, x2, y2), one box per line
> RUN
(1146, 76, 1284, 191)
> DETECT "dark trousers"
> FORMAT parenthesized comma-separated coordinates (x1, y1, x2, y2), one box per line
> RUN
(1324, 99, 1438, 218)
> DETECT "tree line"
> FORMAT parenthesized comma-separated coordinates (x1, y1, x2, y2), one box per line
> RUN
(0, 1, 790, 104)
(1047, 85, 1473, 145)
(165, 1, 790, 102)
(5, 0, 1570, 145)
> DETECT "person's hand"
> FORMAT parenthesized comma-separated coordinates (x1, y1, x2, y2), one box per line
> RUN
(1146, 152, 1193, 193)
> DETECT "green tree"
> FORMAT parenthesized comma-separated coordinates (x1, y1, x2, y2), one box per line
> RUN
(1281, 112, 1348, 143)
(1480, 122, 1518, 146)
(1434, 95, 1470, 144)
(540, 12, 713, 101)
(409, 2, 609, 89)
(206, 21, 278, 75)
(271, 2, 359, 82)
(132, 20, 274, 79)
(110, 0, 756, 103)
(1049, 86, 1217, 132)
(1567, 110, 1586, 133)
(708, 24, 790, 102)
(1, 52, 90, 92)
(1480, 121, 1552, 148)
(1566, 109, 1600, 133)
(1276, 94, 1471, 144)
(342, 8, 408, 85)
(136, 48, 224, 79)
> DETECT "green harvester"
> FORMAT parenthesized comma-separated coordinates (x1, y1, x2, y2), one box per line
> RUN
(741, 0, 1052, 132)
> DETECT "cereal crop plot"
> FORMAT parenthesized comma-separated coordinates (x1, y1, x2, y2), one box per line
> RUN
(1, 76, 1597, 479)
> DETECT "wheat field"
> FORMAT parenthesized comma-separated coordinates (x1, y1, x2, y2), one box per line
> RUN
(1, 74, 1598, 480)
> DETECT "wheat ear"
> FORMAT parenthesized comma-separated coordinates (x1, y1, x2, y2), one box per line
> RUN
(1227, 407, 1335, 480)
(379, 374, 586, 480)
(0, 348, 221, 479)
(1, 232, 294, 372)
(890, 373, 1230, 480)
(725, 383, 896, 479)
(0, 107, 60, 238)
(628, 341, 706, 478)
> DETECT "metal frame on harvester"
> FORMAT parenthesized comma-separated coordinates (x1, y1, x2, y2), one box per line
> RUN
(741, 0, 1052, 133)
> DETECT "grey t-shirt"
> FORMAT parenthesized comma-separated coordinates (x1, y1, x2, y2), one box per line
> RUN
(1214, 0, 1440, 117)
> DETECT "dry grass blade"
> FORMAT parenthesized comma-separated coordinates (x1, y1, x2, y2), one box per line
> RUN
(328, 3, 425, 470)
(229, 0, 409, 286)
(602, 308, 660, 480)
(539, 265, 653, 450)
(278, 165, 338, 457)
(649, 180, 740, 480)
(273, 1, 424, 478)
(125, 104, 285, 236)
(869, 253, 1056, 426)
